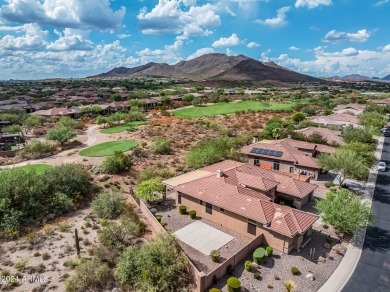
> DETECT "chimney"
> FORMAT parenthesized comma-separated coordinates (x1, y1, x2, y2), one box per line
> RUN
(216, 169, 224, 178)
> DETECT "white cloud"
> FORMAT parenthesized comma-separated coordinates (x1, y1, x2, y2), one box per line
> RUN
(323, 29, 371, 43)
(295, 0, 332, 9)
(263, 46, 390, 77)
(136, 38, 184, 64)
(0, 25, 24, 32)
(212, 33, 240, 47)
(137, 0, 221, 37)
(383, 44, 390, 52)
(0, 0, 126, 30)
(0, 23, 49, 51)
(117, 34, 132, 39)
(46, 28, 94, 51)
(374, 0, 389, 6)
(226, 48, 236, 56)
(247, 41, 260, 48)
(255, 6, 290, 28)
(187, 47, 214, 60)
(289, 46, 300, 50)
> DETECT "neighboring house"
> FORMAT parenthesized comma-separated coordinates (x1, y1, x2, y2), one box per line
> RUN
(333, 103, 366, 115)
(33, 107, 80, 118)
(373, 98, 390, 105)
(309, 113, 359, 129)
(296, 127, 344, 145)
(241, 138, 335, 180)
(163, 160, 319, 254)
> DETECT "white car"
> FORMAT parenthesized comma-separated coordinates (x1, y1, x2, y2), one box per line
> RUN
(377, 162, 387, 172)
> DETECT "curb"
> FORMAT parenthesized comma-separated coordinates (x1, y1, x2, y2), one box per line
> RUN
(317, 136, 383, 292)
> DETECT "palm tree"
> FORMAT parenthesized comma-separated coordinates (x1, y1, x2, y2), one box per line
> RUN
(283, 279, 297, 292)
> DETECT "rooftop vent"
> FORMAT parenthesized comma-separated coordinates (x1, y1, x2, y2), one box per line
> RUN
(216, 169, 224, 178)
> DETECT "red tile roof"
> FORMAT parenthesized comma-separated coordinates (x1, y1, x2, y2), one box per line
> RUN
(174, 161, 319, 237)
(296, 127, 344, 145)
(241, 138, 335, 169)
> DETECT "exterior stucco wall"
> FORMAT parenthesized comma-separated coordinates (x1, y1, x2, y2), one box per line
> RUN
(247, 155, 320, 181)
(176, 192, 297, 253)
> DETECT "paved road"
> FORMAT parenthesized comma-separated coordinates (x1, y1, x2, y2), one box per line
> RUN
(343, 136, 390, 292)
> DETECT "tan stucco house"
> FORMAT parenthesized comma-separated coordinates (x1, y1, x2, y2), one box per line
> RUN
(163, 160, 319, 254)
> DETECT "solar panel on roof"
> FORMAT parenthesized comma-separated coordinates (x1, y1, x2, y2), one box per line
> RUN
(256, 148, 263, 154)
(269, 150, 276, 156)
(250, 148, 258, 153)
(275, 151, 283, 157)
(263, 149, 270, 155)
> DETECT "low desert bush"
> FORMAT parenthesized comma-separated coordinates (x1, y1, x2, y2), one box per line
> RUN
(210, 250, 220, 262)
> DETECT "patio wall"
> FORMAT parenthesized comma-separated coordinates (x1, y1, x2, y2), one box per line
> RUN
(0, 150, 16, 157)
(203, 234, 264, 290)
(136, 197, 265, 292)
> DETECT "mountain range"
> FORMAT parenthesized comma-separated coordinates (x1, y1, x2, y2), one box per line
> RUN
(338, 74, 390, 81)
(88, 53, 321, 83)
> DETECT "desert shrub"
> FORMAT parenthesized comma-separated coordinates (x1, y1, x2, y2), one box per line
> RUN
(266, 246, 273, 256)
(137, 166, 175, 183)
(0, 164, 91, 238)
(341, 125, 376, 145)
(125, 110, 145, 122)
(14, 258, 28, 271)
(91, 190, 126, 219)
(244, 260, 252, 271)
(155, 215, 162, 222)
(19, 139, 54, 159)
(58, 222, 70, 232)
(253, 247, 266, 264)
(115, 234, 191, 291)
(227, 277, 241, 292)
(324, 182, 335, 188)
(64, 258, 79, 269)
(254, 272, 261, 280)
(134, 178, 164, 202)
(186, 136, 236, 169)
(189, 210, 197, 219)
(95, 216, 143, 265)
(102, 151, 132, 174)
(209, 288, 221, 292)
(65, 258, 112, 292)
(42, 252, 51, 260)
(179, 205, 187, 214)
(210, 250, 220, 262)
(150, 138, 172, 155)
(291, 266, 300, 275)
(44, 163, 92, 202)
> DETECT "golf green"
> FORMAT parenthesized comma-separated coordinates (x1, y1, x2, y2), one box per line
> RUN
(79, 140, 138, 157)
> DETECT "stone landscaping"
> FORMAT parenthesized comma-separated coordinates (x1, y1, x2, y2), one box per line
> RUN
(212, 227, 347, 292)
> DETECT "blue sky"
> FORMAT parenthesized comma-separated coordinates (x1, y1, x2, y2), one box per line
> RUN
(0, 0, 389, 79)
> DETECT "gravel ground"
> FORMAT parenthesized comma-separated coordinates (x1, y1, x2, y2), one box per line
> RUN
(212, 230, 347, 292)
(154, 198, 251, 273)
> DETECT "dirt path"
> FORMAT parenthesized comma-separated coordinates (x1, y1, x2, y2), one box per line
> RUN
(0, 124, 111, 169)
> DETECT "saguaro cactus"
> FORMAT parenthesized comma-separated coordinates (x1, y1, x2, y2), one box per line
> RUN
(75, 228, 80, 257)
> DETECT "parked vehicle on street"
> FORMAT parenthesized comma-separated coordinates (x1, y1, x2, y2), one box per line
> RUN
(377, 161, 387, 172)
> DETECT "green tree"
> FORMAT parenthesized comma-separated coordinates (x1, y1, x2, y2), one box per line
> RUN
(341, 125, 376, 145)
(2, 124, 22, 133)
(111, 93, 122, 101)
(318, 149, 368, 185)
(358, 111, 387, 130)
(115, 234, 190, 291)
(46, 126, 76, 145)
(183, 94, 194, 102)
(92, 190, 126, 219)
(192, 96, 202, 106)
(291, 112, 305, 123)
(102, 151, 132, 174)
(24, 115, 44, 134)
(134, 178, 164, 201)
(150, 138, 172, 155)
(58, 116, 77, 129)
(97, 116, 108, 128)
(306, 133, 327, 145)
(316, 189, 374, 234)
(186, 136, 235, 168)
(340, 142, 376, 167)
